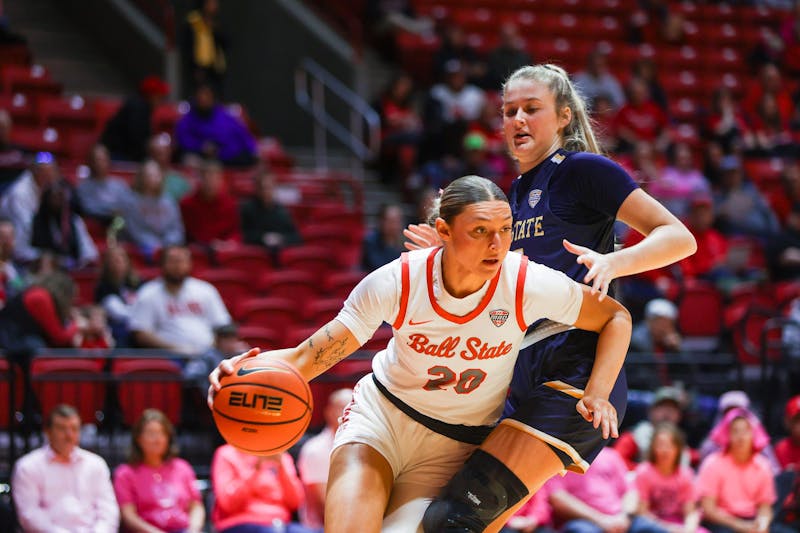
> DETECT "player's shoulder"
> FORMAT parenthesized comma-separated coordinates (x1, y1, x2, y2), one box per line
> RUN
(560, 151, 626, 175)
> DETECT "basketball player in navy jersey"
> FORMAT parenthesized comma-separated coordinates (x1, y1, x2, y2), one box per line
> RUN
(408, 65, 697, 532)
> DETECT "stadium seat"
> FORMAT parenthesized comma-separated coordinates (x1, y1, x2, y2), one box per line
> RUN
(235, 296, 299, 332)
(71, 268, 100, 305)
(214, 244, 274, 280)
(237, 325, 283, 350)
(112, 358, 183, 426)
(38, 96, 97, 132)
(323, 270, 365, 299)
(278, 245, 333, 277)
(0, 92, 37, 126)
(677, 281, 723, 351)
(258, 270, 319, 302)
(197, 268, 254, 314)
(303, 297, 344, 324)
(31, 358, 106, 425)
(8, 125, 66, 157)
(0, 64, 62, 100)
(0, 358, 24, 429)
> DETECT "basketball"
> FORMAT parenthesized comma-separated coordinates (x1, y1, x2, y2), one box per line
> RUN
(213, 358, 313, 455)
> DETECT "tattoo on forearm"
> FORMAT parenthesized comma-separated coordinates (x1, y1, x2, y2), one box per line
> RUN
(312, 327, 349, 371)
(325, 325, 334, 342)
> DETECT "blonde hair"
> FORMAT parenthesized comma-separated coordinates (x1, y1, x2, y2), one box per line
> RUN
(503, 64, 602, 155)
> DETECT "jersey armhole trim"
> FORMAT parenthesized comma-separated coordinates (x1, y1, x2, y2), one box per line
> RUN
(391, 252, 410, 330)
(515, 255, 529, 331)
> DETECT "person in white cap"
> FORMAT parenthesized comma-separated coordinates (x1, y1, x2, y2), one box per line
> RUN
(631, 298, 681, 353)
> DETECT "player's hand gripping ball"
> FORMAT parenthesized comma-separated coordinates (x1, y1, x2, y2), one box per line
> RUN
(212, 358, 313, 455)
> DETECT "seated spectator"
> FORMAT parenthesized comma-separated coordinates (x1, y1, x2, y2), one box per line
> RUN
(697, 407, 789, 533)
(366, 0, 434, 61)
(94, 245, 141, 346)
(114, 408, 205, 533)
(485, 23, 532, 90)
(0, 216, 27, 308)
(76, 144, 131, 224)
(677, 192, 730, 282)
(0, 109, 26, 186)
(0, 151, 59, 263)
(148, 133, 193, 201)
(657, 10, 688, 46)
(749, 92, 795, 157)
(630, 57, 667, 112)
(592, 93, 620, 153)
(432, 23, 486, 86)
(769, 160, 800, 226)
(101, 75, 170, 161)
(614, 386, 689, 470)
(180, 159, 241, 247)
(776, 395, 800, 470)
(175, 83, 257, 167)
(129, 244, 231, 355)
(705, 87, 755, 154)
(742, 64, 794, 134)
(181, 0, 228, 97)
(240, 170, 302, 250)
(635, 422, 701, 532)
(648, 142, 711, 218)
(12, 404, 118, 532)
(297, 388, 353, 530)
(549, 447, 660, 533)
(0, 271, 86, 353)
(573, 47, 626, 111)
(713, 156, 780, 238)
(503, 484, 555, 533)
(361, 203, 405, 272)
(615, 77, 670, 153)
(376, 73, 424, 187)
(768, 205, 800, 281)
(121, 159, 185, 258)
(184, 323, 248, 388)
(76, 305, 114, 349)
(31, 180, 99, 270)
(630, 298, 682, 354)
(212, 444, 314, 533)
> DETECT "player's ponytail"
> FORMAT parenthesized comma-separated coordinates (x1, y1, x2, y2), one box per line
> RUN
(503, 64, 602, 155)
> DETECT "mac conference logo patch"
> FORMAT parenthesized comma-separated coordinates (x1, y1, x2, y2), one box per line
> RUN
(489, 309, 510, 327)
(528, 189, 542, 208)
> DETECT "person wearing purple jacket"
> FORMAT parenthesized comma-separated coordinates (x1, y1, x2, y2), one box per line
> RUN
(175, 83, 257, 167)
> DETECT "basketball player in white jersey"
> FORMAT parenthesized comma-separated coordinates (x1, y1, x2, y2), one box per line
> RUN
(208, 175, 632, 533)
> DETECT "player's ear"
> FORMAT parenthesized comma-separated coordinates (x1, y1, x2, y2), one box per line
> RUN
(434, 217, 451, 241)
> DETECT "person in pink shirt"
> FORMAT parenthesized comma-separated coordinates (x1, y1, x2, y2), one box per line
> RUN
(211, 444, 313, 533)
(775, 395, 800, 470)
(12, 404, 119, 532)
(113, 408, 205, 533)
(696, 407, 790, 533)
(296, 387, 353, 530)
(648, 142, 711, 218)
(549, 447, 664, 533)
(635, 423, 702, 533)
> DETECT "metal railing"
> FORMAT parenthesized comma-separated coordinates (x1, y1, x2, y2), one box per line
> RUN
(294, 57, 380, 173)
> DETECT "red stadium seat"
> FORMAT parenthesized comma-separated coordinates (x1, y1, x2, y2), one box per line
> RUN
(237, 325, 283, 350)
(323, 271, 366, 299)
(71, 268, 100, 306)
(93, 97, 123, 134)
(0, 358, 24, 429)
(0, 43, 31, 67)
(0, 92, 38, 126)
(362, 325, 394, 352)
(303, 297, 343, 324)
(0, 64, 62, 100)
(152, 101, 189, 133)
(214, 244, 274, 280)
(38, 96, 97, 132)
(278, 245, 333, 277)
(258, 270, 319, 302)
(677, 281, 723, 351)
(198, 268, 253, 314)
(284, 325, 321, 347)
(31, 358, 106, 424)
(8, 125, 66, 157)
(112, 358, 183, 426)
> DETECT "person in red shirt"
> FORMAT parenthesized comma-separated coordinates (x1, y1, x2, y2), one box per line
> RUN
(614, 77, 670, 153)
(678, 193, 729, 281)
(180, 159, 241, 247)
(776, 395, 800, 470)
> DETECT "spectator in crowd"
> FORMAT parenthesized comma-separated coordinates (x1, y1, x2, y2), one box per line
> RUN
(573, 47, 626, 110)
(743, 63, 794, 133)
(180, 159, 241, 247)
(548, 447, 659, 533)
(175, 83, 257, 167)
(615, 76, 670, 154)
(121, 159, 185, 258)
(75, 144, 130, 225)
(698, 391, 750, 459)
(418, 132, 499, 192)
(76, 305, 114, 350)
(0, 271, 86, 352)
(184, 323, 248, 388)
(0, 216, 27, 308)
(365, 0, 434, 61)
(776, 394, 800, 470)
(376, 73, 424, 187)
(502, 485, 555, 533)
(181, 0, 227, 97)
(630, 57, 668, 112)
(432, 24, 486, 86)
(485, 23, 532, 90)
(705, 87, 755, 155)
(648, 142, 711, 218)
(114, 408, 205, 533)
(129, 244, 231, 355)
(12, 404, 119, 532)
(94, 245, 141, 346)
(750, 92, 796, 157)
(614, 386, 689, 470)
(713, 155, 780, 239)
(0, 109, 26, 186)
(361, 203, 405, 272)
(297, 388, 353, 530)
(101, 75, 170, 162)
(634, 422, 701, 533)
(211, 444, 313, 533)
(148, 133, 193, 201)
(240, 170, 302, 250)
(677, 192, 730, 282)
(768, 205, 800, 281)
(0, 151, 59, 263)
(696, 407, 788, 533)
(769, 160, 800, 226)
(31, 180, 99, 270)
(657, 10, 688, 46)
(630, 298, 682, 354)
(592, 93, 620, 154)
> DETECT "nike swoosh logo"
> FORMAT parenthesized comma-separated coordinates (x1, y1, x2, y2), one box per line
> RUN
(408, 319, 433, 326)
(236, 366, 285, 377)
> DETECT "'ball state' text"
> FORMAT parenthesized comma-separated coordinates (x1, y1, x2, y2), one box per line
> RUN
(407, 334, 514, 360)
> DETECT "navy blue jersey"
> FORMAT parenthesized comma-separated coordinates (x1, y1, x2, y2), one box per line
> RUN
(508, 149, 638, 282)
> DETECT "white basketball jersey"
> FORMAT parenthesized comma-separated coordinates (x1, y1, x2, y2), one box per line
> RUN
(372, 247, 530, 427)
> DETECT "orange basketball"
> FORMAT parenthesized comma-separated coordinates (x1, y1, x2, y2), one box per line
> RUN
(213, 358, 313, 455)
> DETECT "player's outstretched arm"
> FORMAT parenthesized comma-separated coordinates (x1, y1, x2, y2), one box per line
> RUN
(208, 319, 361, 408)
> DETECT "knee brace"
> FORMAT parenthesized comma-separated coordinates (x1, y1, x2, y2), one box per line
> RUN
(422, 449, 528, 533)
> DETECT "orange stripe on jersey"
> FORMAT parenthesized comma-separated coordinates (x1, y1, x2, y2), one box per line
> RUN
(515, 255, 529, 331)
(543, 380, 584, 399)
(425, 247, 501, 324)
(392, 252, 411, 330)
